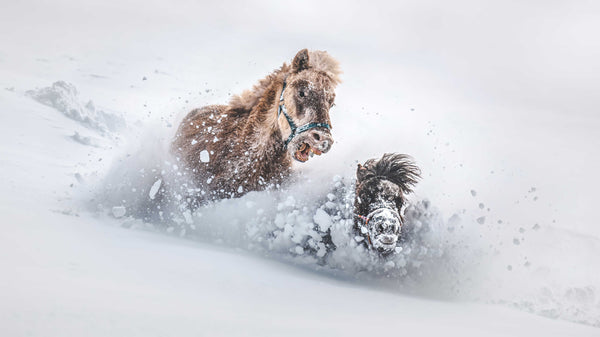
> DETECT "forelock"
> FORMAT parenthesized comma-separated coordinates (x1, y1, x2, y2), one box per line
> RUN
(361, 153, 421, 194)
(308, 50, 342, 86)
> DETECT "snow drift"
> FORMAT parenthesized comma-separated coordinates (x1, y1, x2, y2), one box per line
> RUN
(81, 74, 599, 327)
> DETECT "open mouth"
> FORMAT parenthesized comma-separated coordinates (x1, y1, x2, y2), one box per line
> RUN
(375, 239, 398, 253)
(293, 143, 322, 162)
(372, 232, 399, 251)
(378, 236, 397, 246)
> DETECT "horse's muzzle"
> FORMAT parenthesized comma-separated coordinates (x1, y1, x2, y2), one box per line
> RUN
(379, 234, 398, 246)
(308, 129, 334, 153)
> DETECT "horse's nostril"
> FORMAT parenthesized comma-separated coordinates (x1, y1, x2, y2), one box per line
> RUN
(311, 132, 321, 141)
(380, 235, 396, 245)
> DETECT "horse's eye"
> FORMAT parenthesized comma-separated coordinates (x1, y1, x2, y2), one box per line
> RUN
(299, 91, 305, 98)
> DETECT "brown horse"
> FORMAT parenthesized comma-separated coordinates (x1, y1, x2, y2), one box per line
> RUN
(172, 49, 341, 201)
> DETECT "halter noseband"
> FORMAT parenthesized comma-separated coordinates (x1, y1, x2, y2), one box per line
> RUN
(355, 207, 402, 249)
(278, 80, 331, 149)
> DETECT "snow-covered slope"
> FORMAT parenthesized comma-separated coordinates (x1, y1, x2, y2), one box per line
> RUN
(1, 89, 598, 337)
(1, 1, 599, 336)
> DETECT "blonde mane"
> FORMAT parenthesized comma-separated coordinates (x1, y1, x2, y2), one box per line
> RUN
(308, 50, 342, 86)
(229, 50, 341, 112)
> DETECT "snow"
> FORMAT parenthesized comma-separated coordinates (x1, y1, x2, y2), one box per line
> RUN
(148, 179, 162, 200)
(1, 0, 600, 336)
(199, 150, 210, 163)
(313, 208, 332, 231)
(111, 205, 127, 218)
(26, 81, 126, 136)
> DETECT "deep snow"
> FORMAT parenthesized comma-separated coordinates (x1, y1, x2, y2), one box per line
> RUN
(1, 0, 600, 336)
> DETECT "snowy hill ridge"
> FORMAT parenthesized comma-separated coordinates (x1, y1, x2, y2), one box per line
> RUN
(26, 81, 126, 137)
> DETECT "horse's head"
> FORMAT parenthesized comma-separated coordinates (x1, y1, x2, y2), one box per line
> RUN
(354, 153, 421, 255)
(278, 49, 342, 162)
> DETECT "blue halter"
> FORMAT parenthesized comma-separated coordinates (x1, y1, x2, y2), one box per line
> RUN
(277, 80, 331, 149)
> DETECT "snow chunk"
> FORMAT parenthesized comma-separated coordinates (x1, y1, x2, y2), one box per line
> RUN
(183, 211, 193, 224)
(284, 196, 295, 207)
(149, 179, 162, 200)
(313, 208, 332, 231)
(70, 131, 100, 147)
(200, 150, 210, 163)
(26, 81, 126, 135)
(111, 206, 126, 218)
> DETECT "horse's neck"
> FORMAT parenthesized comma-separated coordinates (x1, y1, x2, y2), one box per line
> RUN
(242, 76, 286, 158)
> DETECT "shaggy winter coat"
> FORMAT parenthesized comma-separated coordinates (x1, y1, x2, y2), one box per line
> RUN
(172, 49, 341, 201)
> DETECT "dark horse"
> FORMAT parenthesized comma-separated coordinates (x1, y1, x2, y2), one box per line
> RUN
(353, 153, 421, 255)
(171, 49, 342, 202)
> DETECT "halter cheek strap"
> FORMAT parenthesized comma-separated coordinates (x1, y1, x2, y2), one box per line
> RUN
(278, 80, 331, 149)
(355, 214, 373, 247)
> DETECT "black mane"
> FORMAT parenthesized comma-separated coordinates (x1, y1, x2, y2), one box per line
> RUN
(357, 153, 421, 193)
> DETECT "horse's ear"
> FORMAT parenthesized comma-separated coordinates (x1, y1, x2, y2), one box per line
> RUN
(356, 163, 369, 182)
(292, 49, 310, 73)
